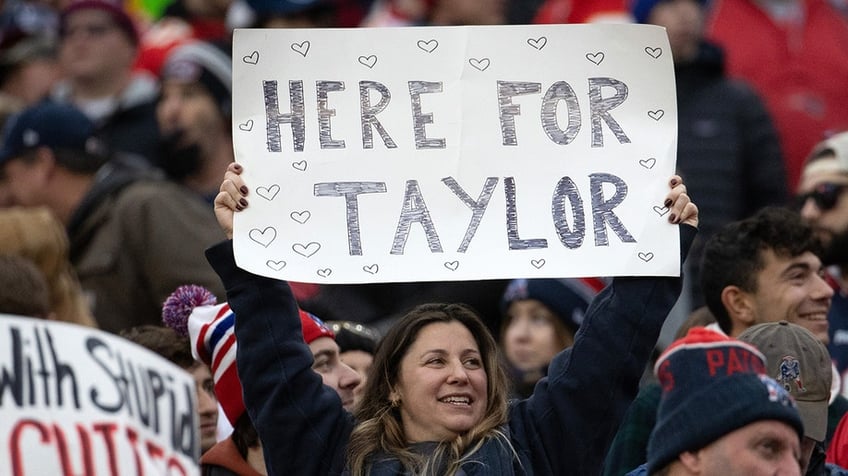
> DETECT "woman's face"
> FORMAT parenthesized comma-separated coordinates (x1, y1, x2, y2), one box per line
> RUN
(393, 321, 488, 442)
(503, 299, 570, 372)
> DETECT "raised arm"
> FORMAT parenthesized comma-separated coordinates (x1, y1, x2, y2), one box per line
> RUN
(509, 176, 697, 475)
(207, 163, 354, 475)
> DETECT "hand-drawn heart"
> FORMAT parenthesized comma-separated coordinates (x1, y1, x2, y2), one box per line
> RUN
(527, 36, 547, 50)
(257, 184, 280, 201)
(358, 55, 377, 68)
(292, 242, 321, 258)
(243, 51, 259, 64)
(585, 52, 604, 65)
(639, 158, 657, 169)
(363, 264, 379, 274)
(417, 39, 438, 53)
(292, 160, 307, 171)
(652, 205, 669, 217)
(638, 252, 655, 262)
(444, 261, 459, 271)
(531, 259, 546, 269)
(317, 268, 332, 278)
(249, 227, 276, 248)
(238, 120, 254, 131)
(468, 58, 490, 71)
(266, 260, 286, 271)
(291, 41, 310, 57)
(648, 110, 665, 121)
(290, 210, 311, 224)
(645, 47, 662, 59)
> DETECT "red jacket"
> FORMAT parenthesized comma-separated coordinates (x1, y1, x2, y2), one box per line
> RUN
(706, 0, 848, 190)
(200, 438, 263, 476)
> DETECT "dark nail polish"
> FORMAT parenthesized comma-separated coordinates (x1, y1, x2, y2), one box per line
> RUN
(239, 198, 248, 207)
(664, 198, 672, 208)
(240, 185, 249, 195)
(233, 163, 242, 171)
(235, 204, 244, 211)
(670, 179, 679, 186)
(669, 213, 677, 223)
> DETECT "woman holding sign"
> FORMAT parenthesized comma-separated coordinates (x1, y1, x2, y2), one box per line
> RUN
(207, 163, 698, 475)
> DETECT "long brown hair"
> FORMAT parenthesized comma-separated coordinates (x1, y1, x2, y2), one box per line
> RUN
(347, 303, 512, 475)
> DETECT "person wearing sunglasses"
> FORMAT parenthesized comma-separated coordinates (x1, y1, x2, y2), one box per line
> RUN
(797, 132, 848, 400)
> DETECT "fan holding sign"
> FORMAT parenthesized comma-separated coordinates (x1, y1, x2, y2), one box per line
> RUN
(218, 24, 696, 475)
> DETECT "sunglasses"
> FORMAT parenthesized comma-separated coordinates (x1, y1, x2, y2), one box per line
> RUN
(794, 182, 848, 211)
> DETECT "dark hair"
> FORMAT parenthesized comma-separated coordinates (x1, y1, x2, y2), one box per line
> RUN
(700, 207, 822, 333)
(0, 254, 51, 318)
(231, 412, 260, 458)
(119, 325, 194, 369)
(347, 303, 511, 475)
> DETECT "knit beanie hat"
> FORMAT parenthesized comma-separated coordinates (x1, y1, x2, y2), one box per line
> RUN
(300, 309, 335, 344)
(162, 285, 336, 426)
(646, 327, 804, 473)
(500, 278, 598, 334)
(60, 1, 139, 46)
(161, 41, 232, 118)
(738, 321, 832, 442)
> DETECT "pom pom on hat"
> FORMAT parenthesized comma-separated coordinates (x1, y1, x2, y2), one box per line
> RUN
(161, 284, 217, 337)
(162, 285, 336, 426)
(646, 327, 803, 473)
(163, 284, 243, 426)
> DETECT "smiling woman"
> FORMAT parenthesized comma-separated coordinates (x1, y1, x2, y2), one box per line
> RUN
(206, 163, 700, 475)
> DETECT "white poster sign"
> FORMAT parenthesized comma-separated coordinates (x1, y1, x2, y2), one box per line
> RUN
(0, 315, 200, 475)
(231, 24, 678, 283)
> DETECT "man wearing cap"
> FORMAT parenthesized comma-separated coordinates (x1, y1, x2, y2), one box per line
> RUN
(738, 321, 837, 475)
(605, 207, 843, 475)
(628, 327, 805, 476)
(156, 40, 233, 202)
(0, 101, 226, 334)
(52, 0, 160, 163)
(797, 132, 848, 398)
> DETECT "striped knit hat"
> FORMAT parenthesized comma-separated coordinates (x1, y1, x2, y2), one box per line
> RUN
(188, 302, 243, 426)
(163, 285, 335, 426)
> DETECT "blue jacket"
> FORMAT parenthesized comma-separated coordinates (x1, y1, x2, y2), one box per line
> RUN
(206, 225, 695, 475)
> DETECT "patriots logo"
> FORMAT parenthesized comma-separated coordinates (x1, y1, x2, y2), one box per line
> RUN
(760, 374, 796, 408)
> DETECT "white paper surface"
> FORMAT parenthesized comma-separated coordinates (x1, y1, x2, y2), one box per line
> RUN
(231, 24, 678, 283)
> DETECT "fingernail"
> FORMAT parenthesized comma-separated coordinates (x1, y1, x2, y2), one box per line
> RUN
(235, 204, 244, 211)
(240, 185, 249, 195)
(669, 213, 677, 223)
(670, 179, 679, 186)
(239, 198, 248, 207)
(233, 163, 242, 172)
(664, 198, 672, 208)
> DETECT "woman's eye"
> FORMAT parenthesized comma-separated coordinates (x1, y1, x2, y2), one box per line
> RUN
(464, 358, 482, 368)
